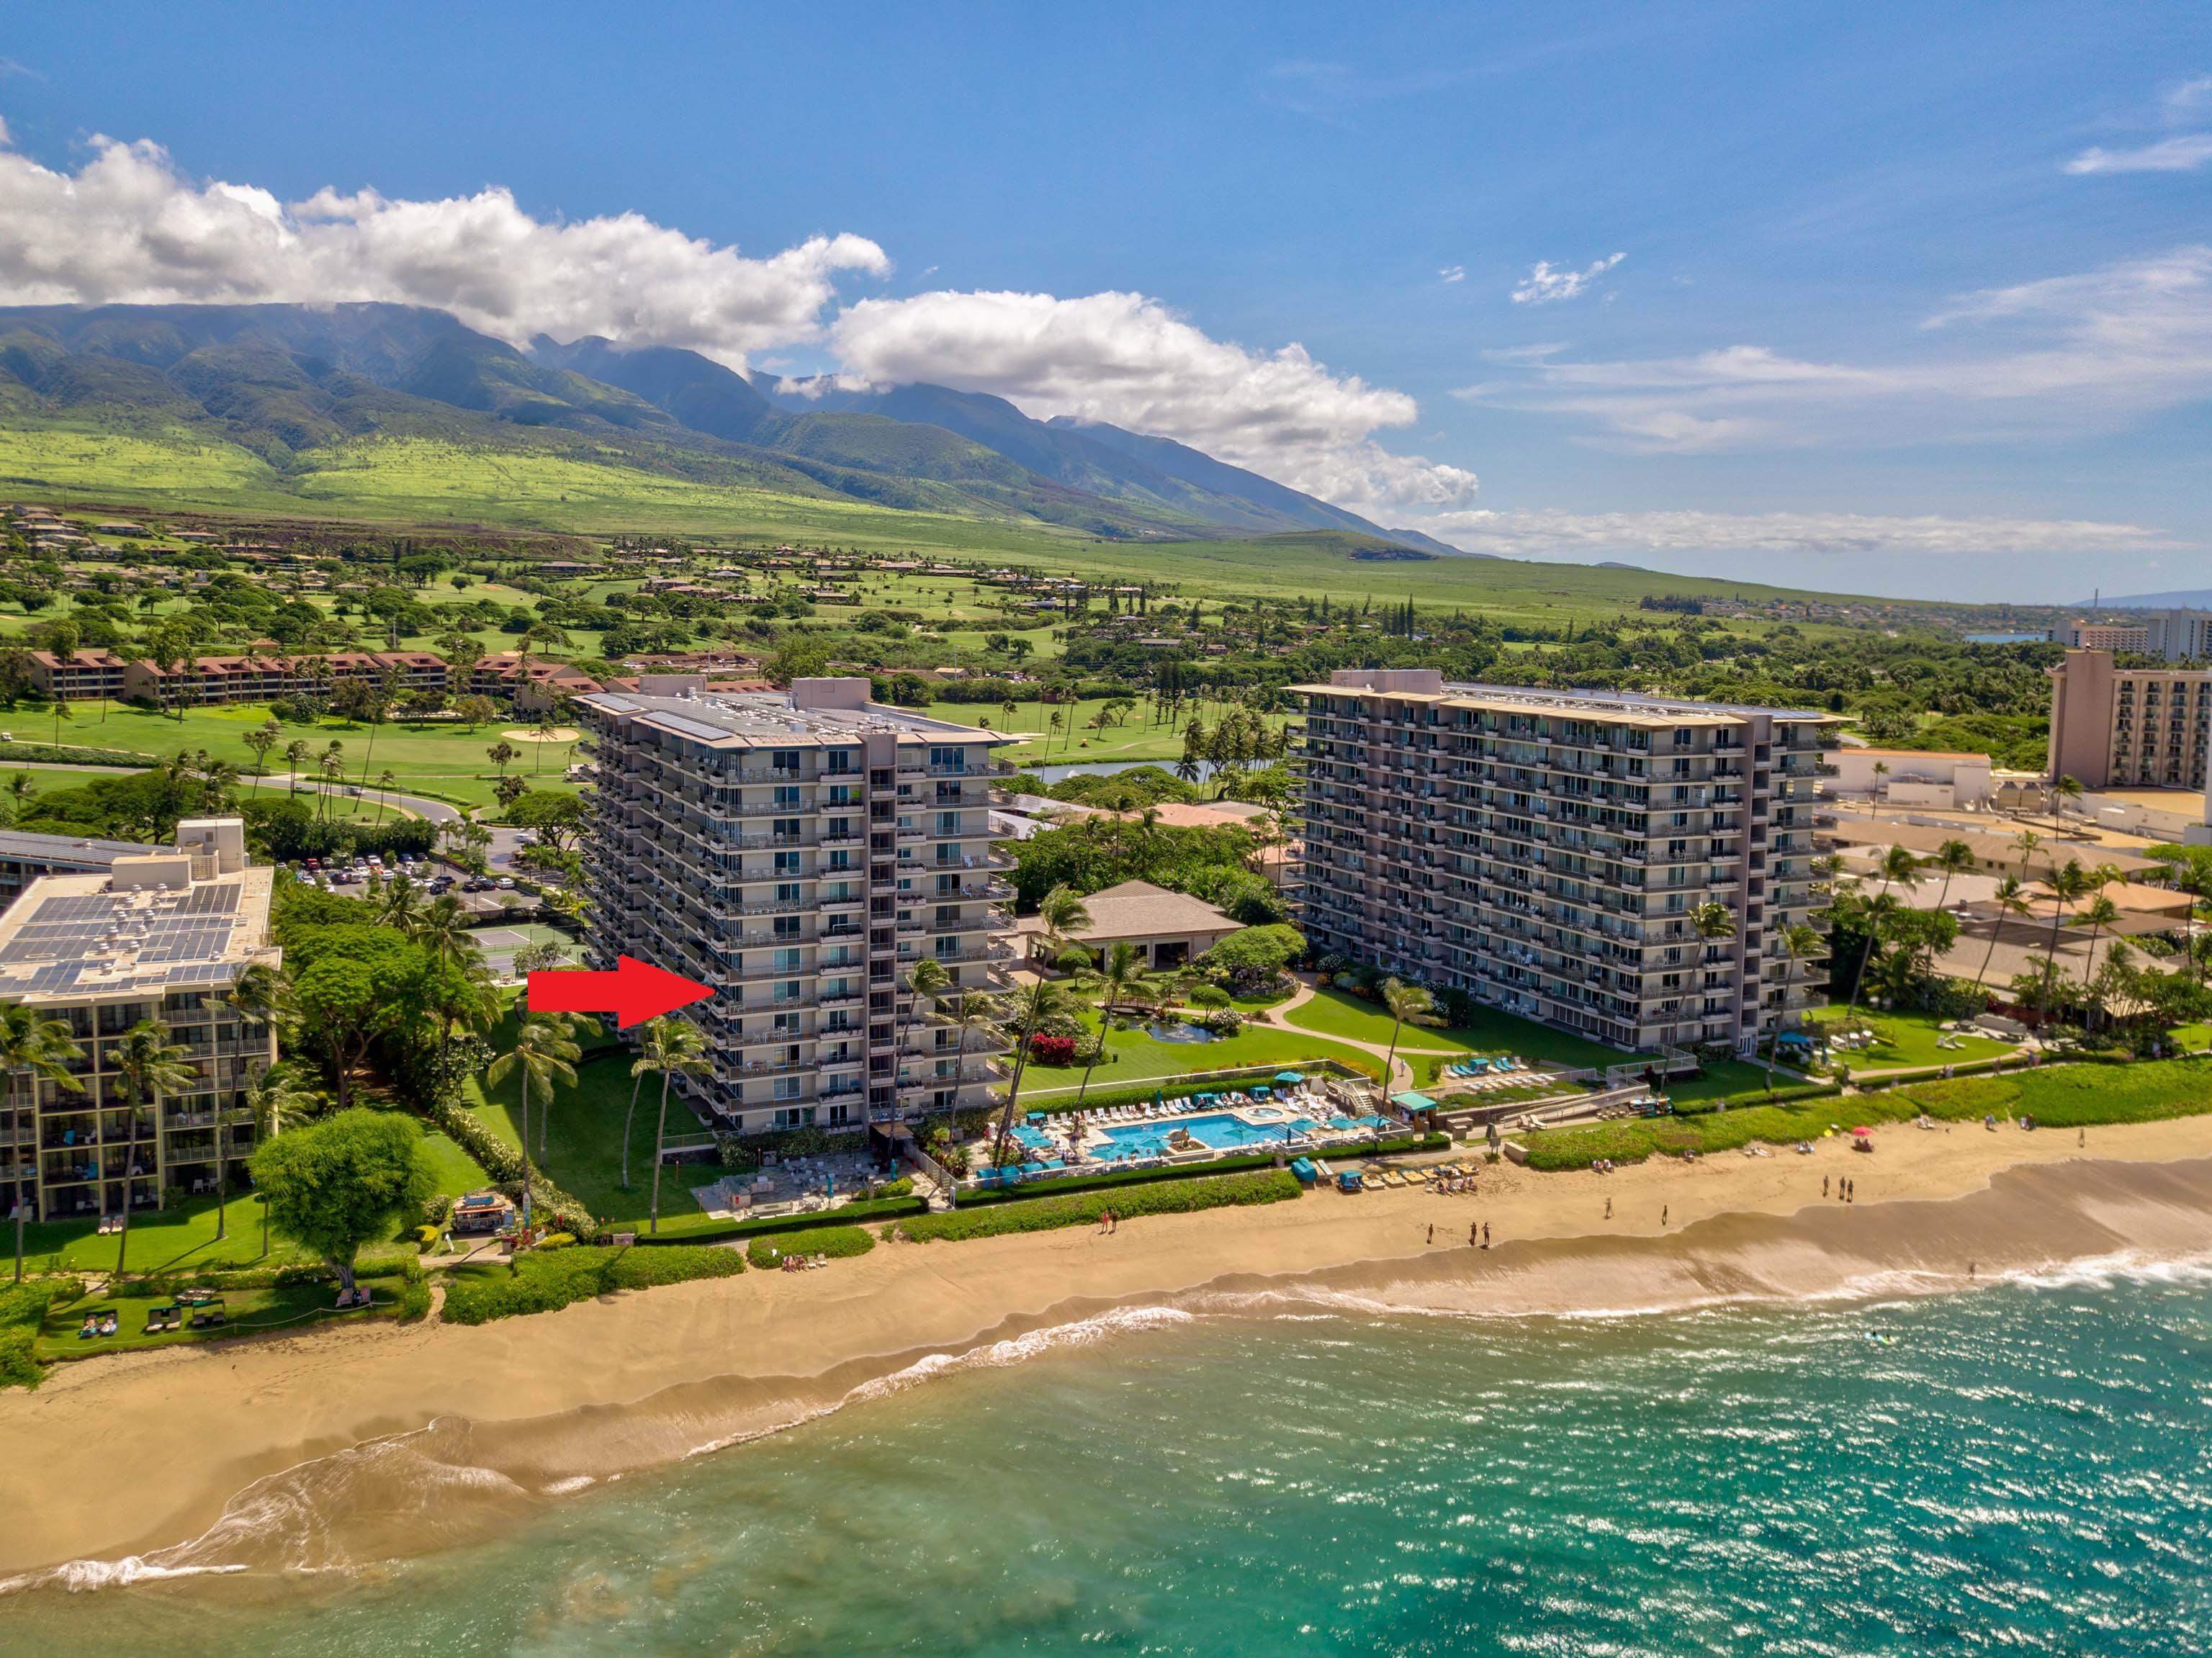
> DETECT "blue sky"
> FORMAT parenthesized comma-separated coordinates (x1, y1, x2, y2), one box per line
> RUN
(1, 1, 2208, 601)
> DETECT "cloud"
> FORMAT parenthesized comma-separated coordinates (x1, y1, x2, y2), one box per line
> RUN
(1408, 506, 2175, 561)
(1510, 252, 1624, 305)
(2167, 74, 2212, 119)
(1439, 265, 1465, 284)
(825, 288, 1477, 510)
(2064, 133, 2212, 174)
(0, 129, 888, 367)
(1466, 246, 2212, 451)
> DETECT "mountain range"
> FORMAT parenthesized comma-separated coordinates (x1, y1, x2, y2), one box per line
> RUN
(0, 301, 1452, 552)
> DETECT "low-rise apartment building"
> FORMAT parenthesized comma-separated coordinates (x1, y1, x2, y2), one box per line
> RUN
(0, 829, 151, 905)
(576, 677, 1017, 1134)
(0, 818, 279, 1226)
(26, 648, 130, 702)
(1295, 669, 1838, 1056)
(2047, 648, 2212, 792)
(114, 650, 449, 708)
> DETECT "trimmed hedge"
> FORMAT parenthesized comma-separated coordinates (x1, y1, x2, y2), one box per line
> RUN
(746, 1225, 875, 1269)
(441, 1242, 743, 1325)
(953, 1132, 1450, 1207)
(896, 1168, 1303, 1243)
(630, 1194, 928, 1245)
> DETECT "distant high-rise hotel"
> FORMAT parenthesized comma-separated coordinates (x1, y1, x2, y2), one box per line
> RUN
(2046, 649, 2212, 793)
(575, 677, 1015, 1133)
(1294, 670, 1836, 1055)
(2049, 611, 2212, 662)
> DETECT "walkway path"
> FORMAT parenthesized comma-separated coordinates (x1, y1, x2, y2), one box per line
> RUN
(1259, 977, 1427, 1094)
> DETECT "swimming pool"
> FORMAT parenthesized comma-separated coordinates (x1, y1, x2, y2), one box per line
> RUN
(1090, 1110, 1321, 1158)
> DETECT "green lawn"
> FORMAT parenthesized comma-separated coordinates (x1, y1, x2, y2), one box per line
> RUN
(1520, 1055, 2212, 1170)
(468, 1051, 743, 1237)
(1017, 1012, 1382, 1099)
(12, 1113, 487, 1276)
(33, 702, 578, 812)
(1802, 1004, 2018, 1071)
(1281, 988, 1629, 1070)
(36, 1277, 405, 1361)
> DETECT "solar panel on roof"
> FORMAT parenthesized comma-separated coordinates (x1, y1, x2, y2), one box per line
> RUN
(24, 963, 84, 993)
(654, 713, 738, 744)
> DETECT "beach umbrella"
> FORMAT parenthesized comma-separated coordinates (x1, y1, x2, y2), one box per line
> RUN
(1275, 1071, 1305, 1084)
(1851, 1126, 1872, 1137)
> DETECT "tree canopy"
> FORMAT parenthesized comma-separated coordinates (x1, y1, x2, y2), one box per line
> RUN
(250, 1108, 436, 1291)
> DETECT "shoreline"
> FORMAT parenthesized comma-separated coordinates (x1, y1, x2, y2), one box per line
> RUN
(4, 1114, 2212, 1580)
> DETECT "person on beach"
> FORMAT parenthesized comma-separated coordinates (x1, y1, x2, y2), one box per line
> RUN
(1427, 1224, 1434, 1245)
(1824, 1175, 1830, 1198)
(1482, 1222, 1491, 1249)
(1604, 1197, 1612, 1220)
(1470, 1221, 1479, 1247)
(1661, 1204, 1669, 1227)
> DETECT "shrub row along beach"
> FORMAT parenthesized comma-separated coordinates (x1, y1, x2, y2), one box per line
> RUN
(894, 1168, 1303, 1242)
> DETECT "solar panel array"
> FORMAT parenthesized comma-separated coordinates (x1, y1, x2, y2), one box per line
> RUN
(0, 883, 245, 974)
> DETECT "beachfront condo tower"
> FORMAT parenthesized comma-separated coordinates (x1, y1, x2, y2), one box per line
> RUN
(0, 817, 280, 1226)
(1293, 670, 1838, 1055)
(575, 676, 1017, 1133)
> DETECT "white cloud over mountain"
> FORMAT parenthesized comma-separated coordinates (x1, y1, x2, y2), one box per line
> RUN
(0, 125, 1472, 513)
(828, 288, 1477, 510)
(0, 132, 889, 361)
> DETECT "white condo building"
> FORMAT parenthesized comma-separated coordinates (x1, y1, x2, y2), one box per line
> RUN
(1295, 670, 1838, 1055)
(575, 677, 1016, 1133)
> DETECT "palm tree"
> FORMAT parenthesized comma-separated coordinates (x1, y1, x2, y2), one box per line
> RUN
(215, 964, 286, 1241)
(1764, 924, 1824, 1094)
(410, 894, 480, 964)
(108, 1020, 196, 1284)
(379, 873, 427, 934)
(242, 1063, 313, 1258)
(1070, 941, 1158, 1106)
(1377, 976, 1441, 1099)
(1840, 891, 1899, 1023)
(2052, 773, 2083, 829)
(987, 977, 1082, 1166)
(1034, 884, 1093, 970)
(2036, 859, 2093, 1019)
(487, 740, 518, 779)
(638, 1017, 711, 1235)
(938, 989, 1001, 1140)
(1974, 875, 2033, 992)
(2013, 827, 2043, 881)
(1, 1004, 81, 1284)
(897, 955, 953, 1109)
(284, 738, 312, 796)
(1871, 845, 1923, 902)
(1928, 839, 1977, 910)
(485, 1014, 580, 1232)
(1870, 759, 1890, 816)
(2075, 893, 2123, 1022)
(243, 720, 280, 791)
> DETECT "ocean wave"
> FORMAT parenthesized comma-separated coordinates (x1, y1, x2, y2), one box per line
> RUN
(844, 1305, 1200, 1406)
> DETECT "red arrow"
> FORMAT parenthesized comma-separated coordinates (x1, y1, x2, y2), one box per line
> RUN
(527, 955, 714, 1030)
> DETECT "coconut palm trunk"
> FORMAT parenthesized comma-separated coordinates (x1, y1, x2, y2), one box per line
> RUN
(648, 1068, 673, 1235)
(621, 1068, 644, 1190)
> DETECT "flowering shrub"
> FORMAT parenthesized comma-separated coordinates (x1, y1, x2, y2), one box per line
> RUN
(1028, 1033, 1079, 1066)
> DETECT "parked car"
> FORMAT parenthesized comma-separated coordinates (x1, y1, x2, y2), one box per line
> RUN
(495, 878, 516, 891)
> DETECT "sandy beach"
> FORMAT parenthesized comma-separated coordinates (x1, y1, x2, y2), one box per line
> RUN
(5, 1114, 2211, 1581)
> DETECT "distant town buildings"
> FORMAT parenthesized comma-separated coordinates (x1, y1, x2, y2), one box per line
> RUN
(2051, 611, 2212, 662)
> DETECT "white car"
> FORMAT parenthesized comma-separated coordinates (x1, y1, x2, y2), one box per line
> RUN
(496, 877, 516, 891)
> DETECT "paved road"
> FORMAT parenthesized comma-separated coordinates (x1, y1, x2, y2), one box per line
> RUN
(265, 775, 464, 824)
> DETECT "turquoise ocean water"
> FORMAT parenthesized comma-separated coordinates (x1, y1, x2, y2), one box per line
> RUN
(7, 1256, 2210, 1656)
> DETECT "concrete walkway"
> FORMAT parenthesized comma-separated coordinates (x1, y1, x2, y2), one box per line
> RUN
(262, 775, 464, 823)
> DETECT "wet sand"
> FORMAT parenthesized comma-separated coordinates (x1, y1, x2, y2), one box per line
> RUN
(4, 1114, 2211, 1580)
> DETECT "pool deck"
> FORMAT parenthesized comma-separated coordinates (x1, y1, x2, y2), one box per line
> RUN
(993, 1091, 1395, 1184)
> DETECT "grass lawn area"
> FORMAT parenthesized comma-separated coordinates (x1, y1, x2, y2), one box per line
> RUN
(1521, 1055, 2212, 1170)
(35, 1279, 404, 1361)
(1802, 1004, 2018, 1071)
(993, 698, 1295, 768)
(1017, 1011, 1381, 1099)
(12, 1112, 488, 1276)
(1281, 988, 1629, 1069)
(24, 702, 577, 812)
(2170, 1022, 2211, 1055)
(468, 1052, 743, 1237)
(1895, 1058, 2212, 1127)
